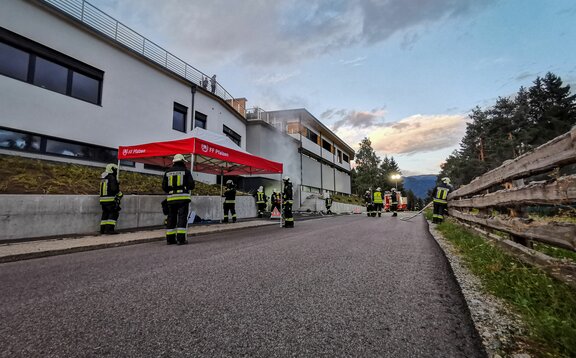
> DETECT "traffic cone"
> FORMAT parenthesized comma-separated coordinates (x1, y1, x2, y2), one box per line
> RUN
(270, 207, 281, 219)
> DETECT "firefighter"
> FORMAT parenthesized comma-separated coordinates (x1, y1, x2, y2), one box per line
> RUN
(270, 188, 281, 214)
(390, 188, 399, 217)
(282, 177, 294, 228)
(255, 186, 267, 218)
(373, 187, 384, 217)
(324, 193, 333, 215)
(162, 154, 195, 245)
(432, 177, 453, 223)
(363, 189, 373, 217)
(99, 163, 123, 235)
(223, 179, 237, 223)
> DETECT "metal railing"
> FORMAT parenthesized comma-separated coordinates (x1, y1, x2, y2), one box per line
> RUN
(38, 0, 246, 115)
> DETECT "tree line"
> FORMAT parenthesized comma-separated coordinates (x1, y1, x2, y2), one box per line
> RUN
(439, 72, 576, 188)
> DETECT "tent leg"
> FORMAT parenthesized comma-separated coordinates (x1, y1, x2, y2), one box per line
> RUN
(220, 171, 224, 223)
(280, 172, 283, 228)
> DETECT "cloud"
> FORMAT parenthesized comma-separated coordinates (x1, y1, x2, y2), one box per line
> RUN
(90, 0, 495, 67)
(324, 108, 387, 130)
(339, 56, 367, 66)
(255, 71, 300, 85)
(334, 113, 468, 155)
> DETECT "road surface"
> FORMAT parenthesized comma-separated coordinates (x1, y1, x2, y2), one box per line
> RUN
(0, 214, 485, 357)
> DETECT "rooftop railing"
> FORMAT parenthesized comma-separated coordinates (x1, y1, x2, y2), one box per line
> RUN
(38, 0, 246, 115)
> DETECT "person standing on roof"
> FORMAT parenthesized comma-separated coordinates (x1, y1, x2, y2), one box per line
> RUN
(390, 188, 399, 217)
(432, 177, 453, 223)
(373, 187, 384, 217)
(282, 177, 294, 228)
(223, 179, 237, 223)
(255, 186, 267, 218)
(162, 154, 195, 245)
(99, 163, 123, 235)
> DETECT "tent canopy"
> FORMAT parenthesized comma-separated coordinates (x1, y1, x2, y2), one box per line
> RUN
(118, 128, 283, 175)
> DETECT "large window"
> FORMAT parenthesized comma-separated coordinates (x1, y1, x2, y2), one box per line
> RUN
(322, 139, 332, 152)
(194, 111, 207, 129)
(173, 103, 187, 133)
(305, 127, 318, 144)
(0, 42, 29, 81)
(0, 127, 119, 164)
(342, 153, 350, 163)
(223, 125, 241, 146)
(0, 29, 103, 105)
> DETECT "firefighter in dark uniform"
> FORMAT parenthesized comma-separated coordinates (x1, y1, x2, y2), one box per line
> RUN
(432, 177, 453, 223)
(99, 163, 123, 235)
(255, 186, 267, 218)
(282, 177, 294, 228)
(373, 187, 384, 217)
(223, 179, 237, 223)
(162, 154, 195, 245)
(390, 188, 399, 217)
(324, 193, 333, 214)
(364, 189, 373, 217)
(270, 188, 281, 214)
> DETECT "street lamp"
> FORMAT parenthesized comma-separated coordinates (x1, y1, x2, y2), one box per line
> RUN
(390, 174, 401, 189)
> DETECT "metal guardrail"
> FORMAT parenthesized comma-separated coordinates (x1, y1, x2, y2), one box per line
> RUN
(39, 0, 245, 114)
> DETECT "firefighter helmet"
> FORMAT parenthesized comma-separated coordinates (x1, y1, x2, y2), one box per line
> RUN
(442, 177, 451, 185)
(391, 187, 396, 192)
(376, 187, 381, 191)
(226, 179, 233, 185)
(283, 176, 290, 182)
(258, 186, 263, 192)
(105, 163, 118, 173)
(173, 153, 187, 163)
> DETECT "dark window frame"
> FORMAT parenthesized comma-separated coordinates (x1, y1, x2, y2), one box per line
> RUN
(0, 28, 103, 105)
(322, 138, 332, 152)
(342, 153, 350, 163)
(194, 111, 207, 130)
(223, 125, 241, 146)
(0, 126, 128, 165)
(172, 102, 188, 133)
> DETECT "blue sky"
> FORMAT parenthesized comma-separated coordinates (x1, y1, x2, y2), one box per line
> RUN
(89, 0, 576, 175)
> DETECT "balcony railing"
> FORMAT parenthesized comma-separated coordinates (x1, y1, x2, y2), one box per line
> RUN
(38, 0, 246, 115)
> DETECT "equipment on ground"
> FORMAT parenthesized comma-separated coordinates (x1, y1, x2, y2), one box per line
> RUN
(400, 201, 433, 221)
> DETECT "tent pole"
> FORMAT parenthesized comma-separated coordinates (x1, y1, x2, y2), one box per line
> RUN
(186, 152, 194, 237)
(220, 170, 224, 223)
(280, 172, 283, 228)
(116, 158, 120, 181)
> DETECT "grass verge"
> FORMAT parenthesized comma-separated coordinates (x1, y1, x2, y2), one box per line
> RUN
(435, 219, 576, 357)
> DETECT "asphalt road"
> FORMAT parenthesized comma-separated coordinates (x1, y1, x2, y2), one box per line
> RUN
(0, 214, 486, 358)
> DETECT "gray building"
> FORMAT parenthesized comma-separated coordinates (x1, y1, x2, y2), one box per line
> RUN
(245, 108, 355, 207)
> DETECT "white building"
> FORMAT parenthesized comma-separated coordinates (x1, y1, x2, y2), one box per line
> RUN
(0, 0, 354, 205)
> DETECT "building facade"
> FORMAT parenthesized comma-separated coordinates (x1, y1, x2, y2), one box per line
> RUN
(245, 108, 354, 206)
(0, 0, 246, 183)
(1, 0, 355, 206)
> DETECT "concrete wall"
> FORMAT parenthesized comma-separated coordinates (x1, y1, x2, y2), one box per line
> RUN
(0, 194, 257, 242)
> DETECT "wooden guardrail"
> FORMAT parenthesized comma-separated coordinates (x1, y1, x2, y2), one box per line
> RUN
(447, 127, 576, 287)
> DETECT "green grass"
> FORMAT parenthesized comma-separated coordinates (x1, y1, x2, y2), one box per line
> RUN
(0, 154, 233, 195)
(436, 219, 576, 358)
(532, 242, 576, 264)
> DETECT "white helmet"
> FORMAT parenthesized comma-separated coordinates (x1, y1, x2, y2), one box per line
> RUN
(442, 177, 451, 185)
(173, 154, 188, 163)
(258, 186, 263, 191)
(226, 179, 233, 185)
(105, 163, 118, 173)
(365, 190, 370, 194)
(284, 176, 290, 182)
(376, 187, 381, 191)
(391, 188, 396, 192)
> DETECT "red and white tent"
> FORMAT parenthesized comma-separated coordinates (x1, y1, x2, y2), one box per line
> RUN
(118, 127, 283, 176)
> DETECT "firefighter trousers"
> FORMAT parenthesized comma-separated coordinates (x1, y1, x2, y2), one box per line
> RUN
(100, 202, 120, 234)
(166, 201, 189, 244)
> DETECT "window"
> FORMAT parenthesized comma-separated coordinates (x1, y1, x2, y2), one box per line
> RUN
(223, 125, 241, 146)
(322, 139, 332, 152)
(337, 149, 342, 163)
(71, 71, 100, 104)
(173, 103, 187, 133)
(305, 127, 318, 144)
(33, 56, 68, 95)
(0, 29, 103, 105)
(194, 111, 207, 129)
(342, 153, 350, 163)
(0, 127, 119, 163)
(0, 42, 29, 81)
(0, 129, 41, 151)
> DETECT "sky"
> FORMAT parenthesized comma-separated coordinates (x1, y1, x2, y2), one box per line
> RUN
(88, 0, 576, 176)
